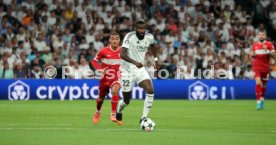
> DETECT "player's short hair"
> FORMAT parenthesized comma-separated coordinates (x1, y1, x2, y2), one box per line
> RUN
(110, 32, 120, 37)
(135, 19, 146, 26)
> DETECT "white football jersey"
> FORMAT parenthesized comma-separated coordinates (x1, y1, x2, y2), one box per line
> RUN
(120, 31, 155, 71)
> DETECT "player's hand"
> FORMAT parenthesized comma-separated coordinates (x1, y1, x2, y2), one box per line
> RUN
(97, 67, 107, 75)
(250, 51, 256, 58)
(98, 69, 105, 74)
(263, 45, 268, 50)
(154, 60, 161, 69)
(134, 62, 143, 68)
(262, 45, 271, 54)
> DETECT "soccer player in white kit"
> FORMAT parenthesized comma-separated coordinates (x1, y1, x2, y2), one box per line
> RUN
(116, 19, 159, 125)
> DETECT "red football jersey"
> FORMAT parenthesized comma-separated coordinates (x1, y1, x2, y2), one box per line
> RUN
(251, 41, 275, 72)
(92, 45, 122, 71)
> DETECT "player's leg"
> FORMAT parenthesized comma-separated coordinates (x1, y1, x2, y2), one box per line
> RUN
(138, 79, 154, 122)
(254, 72, 263, 110)
(93, 81, 109, 124)
(96, 83, 109, 112)
(260, 72, 269, 109)
(137, 67, 154, 122)
(110, 82, 120, 122)
(116, 91, 132, 123)
(116, 91, 131, 125)
(116, 75, 135, 125)
(261, 80, 267, 109)
(117, 91, 132, 113)
(96, 95, 105, 113)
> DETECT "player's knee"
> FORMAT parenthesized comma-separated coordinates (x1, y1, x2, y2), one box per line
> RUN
(145, 87, 154, 94)
(122, 91, 131, 104)
(98, 95, 105, 100)
(256, 81, 262, 86)
(112, 91, 119, 96)
(111, 88, 120, 96)
(111, 85, 120, 96)
(255, 78, 262, 85)
(123, 98, 130, 104)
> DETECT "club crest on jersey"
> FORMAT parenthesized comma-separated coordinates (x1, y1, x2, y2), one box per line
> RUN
(136, 45, 147, 52)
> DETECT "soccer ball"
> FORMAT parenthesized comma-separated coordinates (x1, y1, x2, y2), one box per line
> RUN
(140, 118, 156, 132)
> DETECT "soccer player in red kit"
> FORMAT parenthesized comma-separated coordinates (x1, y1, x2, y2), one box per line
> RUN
(91, 32, 122, 124)
(250, 31, 275, 110)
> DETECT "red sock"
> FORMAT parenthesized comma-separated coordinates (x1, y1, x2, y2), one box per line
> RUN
(256, 84, 262, 101)
(111, 96, 119, 114)
(96, 98, 104, 112)
(262, 87, 266, 99)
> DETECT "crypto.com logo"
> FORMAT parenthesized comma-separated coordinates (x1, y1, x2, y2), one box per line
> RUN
(8, 80, 30, 100)
(188, 81, 209, 100)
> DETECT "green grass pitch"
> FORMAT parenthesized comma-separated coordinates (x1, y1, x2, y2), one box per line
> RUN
(0, 100, 276, 145)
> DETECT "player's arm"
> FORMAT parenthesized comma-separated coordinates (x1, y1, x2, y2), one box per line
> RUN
(270, 51, 276, 58)
(120, 47, 143, 68)
(121, 34, 143, 68)
(149, 43, 160, 67)
(91, 50, 106, 73)
(148, 35, 160, 67)
(91, 59, 102, 70)
(250, 51, 257, 58)
(269, 44, 276, 58)
(250, 44, 256, 58)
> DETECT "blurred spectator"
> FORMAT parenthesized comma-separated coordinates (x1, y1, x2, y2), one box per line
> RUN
(54, 58, 63, 79)
(14, 63, 27, 78)
(78, 57, 90, 78)
(41, 46, 52, 64)
(232, 59, 243, 78)
(243, 65, 254, 79)
(30, 65, 43, 79)
(93, 35, 104, 51)
(271, 61, 276, 76)
(34, 33, 47, 52)
(21, 10, 33, 26)
(53, 34, 64, 49)
(0, 62, 14, 78)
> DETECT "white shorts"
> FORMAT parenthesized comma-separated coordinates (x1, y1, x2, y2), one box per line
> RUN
(120, 67, 151, 92)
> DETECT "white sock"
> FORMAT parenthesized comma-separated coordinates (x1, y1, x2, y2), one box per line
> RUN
(142, 94, 154, 118)
(117, 100, 128, 113)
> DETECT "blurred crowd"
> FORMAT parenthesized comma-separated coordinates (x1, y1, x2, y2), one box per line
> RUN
(0, 0, 276, 79)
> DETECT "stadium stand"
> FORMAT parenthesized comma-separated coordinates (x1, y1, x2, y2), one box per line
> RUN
(0, 0, 276, 79)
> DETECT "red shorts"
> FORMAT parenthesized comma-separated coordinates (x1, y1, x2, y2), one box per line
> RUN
(98, 76, 120, 97)
(254, 71, 269, 82)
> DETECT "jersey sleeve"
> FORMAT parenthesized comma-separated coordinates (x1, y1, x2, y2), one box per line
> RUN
(91, 59, 102, 70)
(94, 49, 103, 61)
(122, 33, 130, 49)
(269, 43, 275, 53)
(251, 43, 256, 52)
(92, 49, 104, 69)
